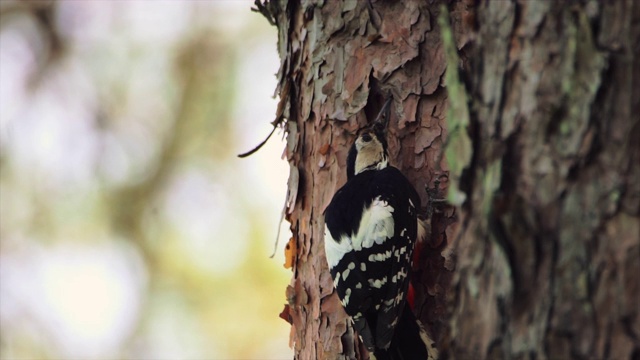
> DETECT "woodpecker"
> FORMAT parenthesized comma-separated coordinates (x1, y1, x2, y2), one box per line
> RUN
(324, 98, 436, 360)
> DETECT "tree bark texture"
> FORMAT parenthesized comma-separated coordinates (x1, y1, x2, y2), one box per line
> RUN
(445, 1, 640, 359)
(264, 0, 455, 358)
(261, 0, 640, 359)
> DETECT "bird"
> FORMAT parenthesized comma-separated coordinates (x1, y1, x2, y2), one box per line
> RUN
(324, 97, 437, 360)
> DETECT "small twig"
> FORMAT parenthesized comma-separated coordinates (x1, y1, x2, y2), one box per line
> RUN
(372, 94, 393, 126)
(239, 80, 290, 158)
(251, 0, 276, 26)
(237, 125, 277, 158)
(269, 204, 287, 258)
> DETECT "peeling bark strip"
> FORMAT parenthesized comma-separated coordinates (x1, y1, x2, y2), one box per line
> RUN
(444, 0, 640, 359)
(258, 0, 639, 359)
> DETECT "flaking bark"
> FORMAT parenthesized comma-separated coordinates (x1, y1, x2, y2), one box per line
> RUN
(264, 1, 454, 358)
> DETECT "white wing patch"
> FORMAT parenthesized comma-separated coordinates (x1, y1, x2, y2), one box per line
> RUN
(357, 198, 395, 250)
(342, 262, 356, 280)
(324, 197, 395, 268)
(368, 250, 393, 262)
(324, 224, 353, 268)
(368, 276, 388, 289)
(341, 288, 352, 306)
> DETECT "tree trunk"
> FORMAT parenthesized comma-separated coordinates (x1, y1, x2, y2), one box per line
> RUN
(445, 1, 640, 358)
(260, 0, 640, 359)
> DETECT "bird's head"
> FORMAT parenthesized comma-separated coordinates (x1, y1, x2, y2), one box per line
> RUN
(346, 97, 392, 179)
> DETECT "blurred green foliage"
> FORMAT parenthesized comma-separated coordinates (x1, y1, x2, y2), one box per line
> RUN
(0, 1, 291, 359)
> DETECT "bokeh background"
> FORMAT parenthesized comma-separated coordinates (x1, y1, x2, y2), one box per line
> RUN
(0, 1, 293, 359)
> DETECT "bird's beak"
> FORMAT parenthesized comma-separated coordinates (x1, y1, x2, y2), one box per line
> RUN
(371, 95, 393, 134)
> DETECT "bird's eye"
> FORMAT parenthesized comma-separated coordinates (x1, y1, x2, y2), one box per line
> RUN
(361, 133, 372, 142)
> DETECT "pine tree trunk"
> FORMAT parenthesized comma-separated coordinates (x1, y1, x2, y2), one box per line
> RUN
(260, 0, 640, 359)
(444, 1, 640, 358)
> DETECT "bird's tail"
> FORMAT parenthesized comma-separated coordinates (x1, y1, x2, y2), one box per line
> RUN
(372, 303, 438, 360)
